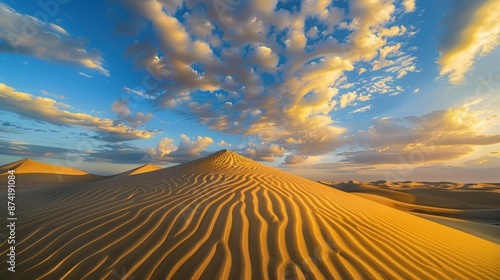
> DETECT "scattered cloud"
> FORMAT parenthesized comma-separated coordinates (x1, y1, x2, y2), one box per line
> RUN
(218, 140, 232, 147)
(403, 0, 416, 13)
(284, 154, 309, 164)
(242, 141, 285, 162)
(0, 4, 109, 76)
(111, 98, 153, 128)
(41, 90, 64, 99)
(123, 87, 157, 100)
(78, 72, 93, 78)
(339, 91, 358, 108)
(145, 134, 214, 163)
(352, 105, 372, 113)
(108, 0, 419, 163)
(0, 83, 155, 142)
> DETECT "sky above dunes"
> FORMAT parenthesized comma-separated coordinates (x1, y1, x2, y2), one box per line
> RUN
(0, 0, 499, 181)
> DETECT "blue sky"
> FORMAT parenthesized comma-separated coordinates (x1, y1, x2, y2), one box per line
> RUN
(1, 0, 499, 182)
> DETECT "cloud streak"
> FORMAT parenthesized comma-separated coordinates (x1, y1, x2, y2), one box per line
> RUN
(0, 84, 155, 142)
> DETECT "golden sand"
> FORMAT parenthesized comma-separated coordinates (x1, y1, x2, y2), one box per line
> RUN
(1, 150, 499, 279)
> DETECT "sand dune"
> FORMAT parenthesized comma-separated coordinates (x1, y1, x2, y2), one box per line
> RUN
(1, 150, 499, 279)
(115, 164, 163, 177)
(323, 181, 500, 244)
(0, 158, 88, 175)
(0, 158, 104, 189)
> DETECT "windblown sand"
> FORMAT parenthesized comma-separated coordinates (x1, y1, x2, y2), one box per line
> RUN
(1, 151, 499, 279)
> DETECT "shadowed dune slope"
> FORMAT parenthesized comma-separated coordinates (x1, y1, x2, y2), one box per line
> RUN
(1, 150, 499, 279)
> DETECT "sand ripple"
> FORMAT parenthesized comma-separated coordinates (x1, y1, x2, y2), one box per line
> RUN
(1, 150, 499, 279)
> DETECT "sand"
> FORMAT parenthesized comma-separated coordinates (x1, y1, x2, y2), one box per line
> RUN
(0, 158, 88, 175)
(0, 159, 104, 189)
(1, 150, 499, 279)
(323, 180, 500, 245)
(115, 164, 163, 177)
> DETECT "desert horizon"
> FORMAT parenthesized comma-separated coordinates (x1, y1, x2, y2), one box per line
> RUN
(1, 0, 500, 279)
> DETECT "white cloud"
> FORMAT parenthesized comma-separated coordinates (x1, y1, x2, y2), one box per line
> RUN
(123, 87, 156, 100)
(352, 105, 372, 113)
(0, 4, 109, 75)
(78, 72, 93, 78)
(218, 140, 232, 147)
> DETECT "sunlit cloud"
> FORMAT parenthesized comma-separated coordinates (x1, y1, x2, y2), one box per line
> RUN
(109, 0, 422, 162)
(0, 4, 109, 76)
(0, 83, 155, 142)
(145, 134, 214, 163)
(438, 0, 500, 84)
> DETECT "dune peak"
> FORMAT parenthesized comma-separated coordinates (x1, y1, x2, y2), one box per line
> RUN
(192, 149, 263, 169)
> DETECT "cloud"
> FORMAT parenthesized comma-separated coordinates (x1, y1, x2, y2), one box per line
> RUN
(218, 140, 232, 147)
(112, 0, 416, 160)
(146, 134, 214, 163)
(339, 91, 358, 108)
(438, 0, 500, 84)
(0, 83, 155, 142)
(111, 98, 153, 128)
(252, 45, 279, 71)
(352, 105, 372, 113)
(40, 90, 64, 99)
(341, 105, 500, 165)
(123, 87, 157, 100)
(242, 141, 285, 162)
(402, 0, 416, 13)
(78, 72, 93, 78)
(284, 154, 309, 164)
(0, 4, 109, 75)
(338, 146, 473, 165)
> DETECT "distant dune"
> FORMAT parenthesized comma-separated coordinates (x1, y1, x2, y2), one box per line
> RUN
(322, 180, 500, 244)
(0, 158, 105, 188)
(1, 150, 499, 279)
(115, 164, 163, 177)
(0, 158, 88, 175)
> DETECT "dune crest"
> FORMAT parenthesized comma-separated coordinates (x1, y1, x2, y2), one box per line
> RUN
(1, 150, 499, 279)
(120, 164, 163, 176)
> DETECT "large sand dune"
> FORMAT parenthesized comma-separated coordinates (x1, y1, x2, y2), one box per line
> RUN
(1, 150, 499, 279)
